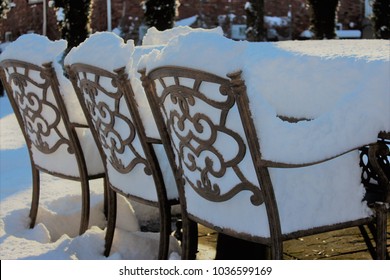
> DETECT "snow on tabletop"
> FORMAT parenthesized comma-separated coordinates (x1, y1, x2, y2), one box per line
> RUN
(138, 31, 387, 235)
(1, 28, 388, 258)
(142, 25, 224, 45)
(139, 32, 390, 164)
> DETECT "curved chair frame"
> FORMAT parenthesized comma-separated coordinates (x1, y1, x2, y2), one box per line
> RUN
(0, 59, 107, 235)
(141, 66, 388, 259)
(67, 64, 179, 259)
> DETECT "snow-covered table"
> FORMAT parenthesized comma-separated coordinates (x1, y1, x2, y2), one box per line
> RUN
(138, 32, 389, 253)
(1, 29, 388, 259)
(139, 34, 389, 163)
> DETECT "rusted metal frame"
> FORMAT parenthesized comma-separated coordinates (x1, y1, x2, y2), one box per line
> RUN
(73, 64, 150, 176)
(141, 68, 192, 259)
(0, 65, 42, 228)
(68, 64, 151, 188)
(228, 71, 283, 259)
(374, 202, 389, 259)
(104, 187, 117, 257)
(67, 64, 118, 252)
(165, 85, 262, 204)
(116, 66, 173, 259)
(43, 62, 92, 235)
(283, 217, 374, 241)
(1, 60, 72, 155)
(261, 146, 376, 169)
(365, 136, 389, 259)
(28, 166, 40, 228)
(264, 116, 379, 169)
(146, 137, 163, 145)
(358, 224, 377, 259)
(147, 66, 263, 206)
(0, 60, 106, 235)
(63, 65, 110, 219)
(33, 164, 102, 180)
(230, 70, 389, 259)
(188, 212, 273, 245)
(69, 64, 175, 259)
(68, 64, 128, 256)
(114, 67, 152, 175)
(359, 203, 390, 260)
(368, 140, 390, 203)
(142, 67, 271, 258)
(143, 66, 388, 260)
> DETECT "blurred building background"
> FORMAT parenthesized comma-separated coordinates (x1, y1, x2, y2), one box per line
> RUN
(0, 0, 375, 44)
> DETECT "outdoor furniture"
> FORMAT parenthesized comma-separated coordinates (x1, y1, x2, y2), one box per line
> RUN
(358, 132, 390, 258)
(67, 63, 179, 259)
(0, 59, 106, 235)
(140, 66, 388, 259)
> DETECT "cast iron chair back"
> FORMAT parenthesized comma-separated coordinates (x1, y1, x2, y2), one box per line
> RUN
(141, 66, 388, 259)
(0, 59, 106, 235)
(67, 63, 178, 259)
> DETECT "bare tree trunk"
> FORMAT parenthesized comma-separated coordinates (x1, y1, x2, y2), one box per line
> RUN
(245, 0, 265, 41)
(143, 0, 176, 31)
(308, 0, 339, 39)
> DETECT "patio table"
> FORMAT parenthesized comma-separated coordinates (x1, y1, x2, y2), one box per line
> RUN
(138, 33, 390, 259)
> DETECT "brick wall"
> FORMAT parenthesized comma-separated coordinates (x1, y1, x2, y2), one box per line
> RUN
(0, 0, 59, 41)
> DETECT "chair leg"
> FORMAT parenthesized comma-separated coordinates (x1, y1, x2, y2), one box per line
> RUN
(29, 168, 40, 229)
(270, 239, 283, 260)
(374, 202, 388, 260)
(157, 205, 171, 260)
(79, 177, 90, 235)
(181, 217, 198, 260)
(104, 188, 117, 257)
(103, 176, 108, 219)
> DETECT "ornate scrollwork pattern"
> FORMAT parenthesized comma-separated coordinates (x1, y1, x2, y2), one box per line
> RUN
(359, 135, 390, 202)
(74, 67, 150, 175)
(151, 70, 263, 206)
(3, 62, 72, 154)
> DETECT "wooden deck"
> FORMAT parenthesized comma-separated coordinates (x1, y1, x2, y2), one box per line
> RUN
(196, 213, 390, 260)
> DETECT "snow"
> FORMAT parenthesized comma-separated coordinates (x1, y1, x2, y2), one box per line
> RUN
(142, 25, 223, 45)
(139, 32, 388, 236)
(0, 95, 180, 260)
(265, 16, 290, 27)
(139, 32, 389, 163)
(64, 32, 178, 201)
(0, 27, 389, 259)
(0, 34, 103, 177)
(175, 15, 199, 27)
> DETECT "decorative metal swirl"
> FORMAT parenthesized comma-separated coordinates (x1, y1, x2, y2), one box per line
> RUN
(75, 68, 151, 175)
(359, 135, 390, 203)
(151, 70, 263, 206)
(3, 62, 72, 154)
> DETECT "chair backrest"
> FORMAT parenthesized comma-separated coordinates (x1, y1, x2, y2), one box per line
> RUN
(67, 64, 170, 203)
(0, 59, 86, 178)
(141, 66, 281, 240)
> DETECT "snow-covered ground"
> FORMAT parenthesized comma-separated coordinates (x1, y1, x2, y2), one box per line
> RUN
(0, 27, 389, 266)
(0, 94, 182, 260)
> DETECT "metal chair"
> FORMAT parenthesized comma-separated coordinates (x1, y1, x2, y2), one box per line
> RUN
(67, 63, 179, 259)
(0, 59, 106, 235)
(141, 66, 388, 259)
